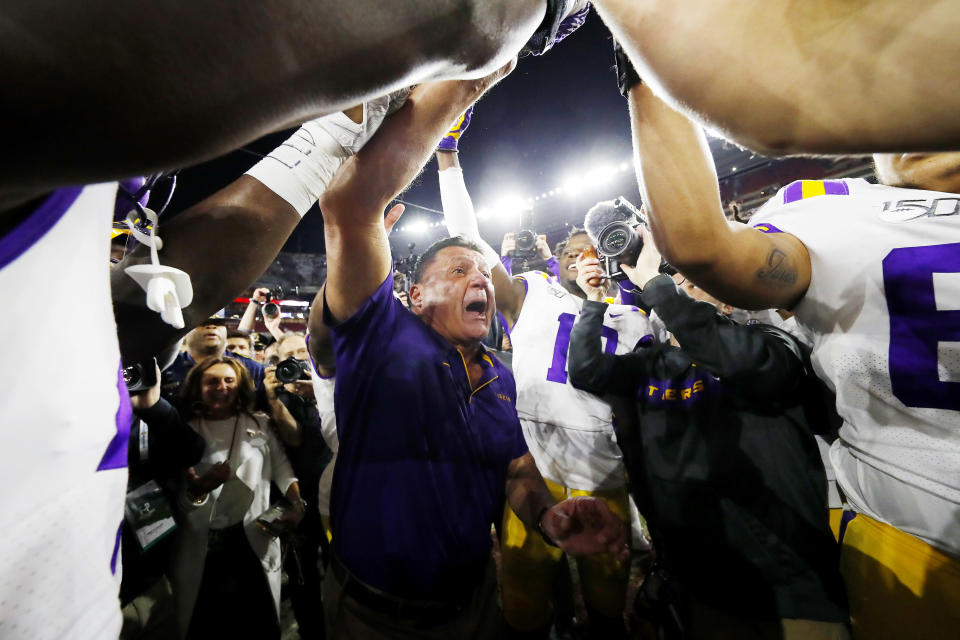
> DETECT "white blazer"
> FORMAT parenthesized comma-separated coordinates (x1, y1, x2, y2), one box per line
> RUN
(169, 412, 297, 637)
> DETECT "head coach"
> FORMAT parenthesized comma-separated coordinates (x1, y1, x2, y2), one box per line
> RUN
(310, 70, 628, 638)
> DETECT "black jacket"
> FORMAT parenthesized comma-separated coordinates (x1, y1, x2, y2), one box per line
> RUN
(568, 275, 847, 623)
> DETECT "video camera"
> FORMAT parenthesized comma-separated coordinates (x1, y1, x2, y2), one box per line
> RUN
(586, 197, 676, 282)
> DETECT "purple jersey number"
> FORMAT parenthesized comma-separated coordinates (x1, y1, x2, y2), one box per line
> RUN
(546, 312, 618, 384)
(883, 243, 960, 410)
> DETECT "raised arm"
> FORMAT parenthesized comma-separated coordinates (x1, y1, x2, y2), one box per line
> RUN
(113, 177, 302, 364)
(593, 0, 960, 154)
(321, 65, 514, 323)
(626, 82, 810, 311)
(435, 127, 526, 326)
(0, 0, 544, 198)
(306, 205, 406, 375)
(114, 102, 409, 363)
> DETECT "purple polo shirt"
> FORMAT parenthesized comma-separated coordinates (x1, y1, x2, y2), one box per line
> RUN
(326, 271, 528, 599)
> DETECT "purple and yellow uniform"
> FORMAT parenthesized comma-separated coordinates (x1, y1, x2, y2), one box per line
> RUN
(325, 271, 527, 600)
(751, 178, 960, 638)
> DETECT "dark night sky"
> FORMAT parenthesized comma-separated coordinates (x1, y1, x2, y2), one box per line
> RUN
(163, 13, 643, 257)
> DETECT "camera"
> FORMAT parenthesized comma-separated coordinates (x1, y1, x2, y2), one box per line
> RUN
(511, 229, 538, 259)
(262, 301, 280, 319)
(509, 211, 539, 260)
(259, 287, 284, 319)
(595, 197, 647, 274)
(275, 357, 311, 384)
(123, 357, 158, 393)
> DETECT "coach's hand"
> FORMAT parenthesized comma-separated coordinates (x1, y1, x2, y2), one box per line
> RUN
(542, 496, 629, 562)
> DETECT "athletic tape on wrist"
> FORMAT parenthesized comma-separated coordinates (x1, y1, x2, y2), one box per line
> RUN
(247, 88, 413, 216)
(246, 117, 353, 217)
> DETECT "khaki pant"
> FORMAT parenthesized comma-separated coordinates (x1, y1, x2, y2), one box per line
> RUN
(322, 558, 502, 640)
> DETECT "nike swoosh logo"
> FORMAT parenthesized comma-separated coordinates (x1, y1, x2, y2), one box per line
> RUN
(609, 313, 622, 318)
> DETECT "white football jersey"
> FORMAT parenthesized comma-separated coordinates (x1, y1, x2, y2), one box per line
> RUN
(509, 271, 657, 490)
(750, 178, 960, 552)
(0, 184, 128, 639)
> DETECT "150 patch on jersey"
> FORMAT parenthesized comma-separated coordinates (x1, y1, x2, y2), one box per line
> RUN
(879, 196, 960, 223)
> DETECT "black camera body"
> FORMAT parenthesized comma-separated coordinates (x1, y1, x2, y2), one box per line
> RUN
(593, 198, 677, 282)
(509, 210, 539, 261)
(509, 228, 539, 260)
(123, 357, 158, 393)
(275, 357, 311, 384)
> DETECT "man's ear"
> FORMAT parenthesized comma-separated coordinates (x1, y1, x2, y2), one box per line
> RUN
(718, 303, 735, 317)
(408, 283, 423, 313)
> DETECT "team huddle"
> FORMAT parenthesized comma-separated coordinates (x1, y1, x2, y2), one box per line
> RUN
(1, 0, 959, 639)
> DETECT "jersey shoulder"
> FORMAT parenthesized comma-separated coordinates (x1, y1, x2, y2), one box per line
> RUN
(517, 270, 569, 301)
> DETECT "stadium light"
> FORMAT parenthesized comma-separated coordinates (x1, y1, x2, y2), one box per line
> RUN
(407, 219, 428, 235)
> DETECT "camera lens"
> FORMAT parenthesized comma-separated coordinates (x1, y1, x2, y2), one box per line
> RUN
(122, 365, 141, 389)
(263, 302, 280, 318)
(604, 228, 629, 253)
(515, 230, 537, 251)
(598, 222, 634, 257)
(275, 357, 305, 384)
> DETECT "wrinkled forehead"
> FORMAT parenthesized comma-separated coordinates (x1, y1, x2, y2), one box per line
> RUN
(279, 336, 307, 355)
(426, 246, 486, 274)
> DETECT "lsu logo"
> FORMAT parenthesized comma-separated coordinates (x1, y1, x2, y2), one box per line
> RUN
(496, 393, 512, 403)
(879, 197, 960, 223)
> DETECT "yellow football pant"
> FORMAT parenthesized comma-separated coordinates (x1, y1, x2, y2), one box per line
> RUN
(839, 512, 960, 639)
(499, 478, 630, 631)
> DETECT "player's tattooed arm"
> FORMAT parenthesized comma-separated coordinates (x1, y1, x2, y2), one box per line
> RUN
(755, 248, 799, 286)
(623, 81, 810, 311)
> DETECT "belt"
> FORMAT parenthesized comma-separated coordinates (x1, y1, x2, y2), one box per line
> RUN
(329, 552, 468, 626)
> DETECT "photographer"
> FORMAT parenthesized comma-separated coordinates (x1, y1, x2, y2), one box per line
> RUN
(567, 230, 849, 638)
(500, 231, 557, 278)
(240, 287, 287, 342)
(120, 363, 206, 640)
(264, 331, 330, 640)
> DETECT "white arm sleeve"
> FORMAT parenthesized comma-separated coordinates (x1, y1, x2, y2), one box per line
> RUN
(438, 166, 500, 269)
